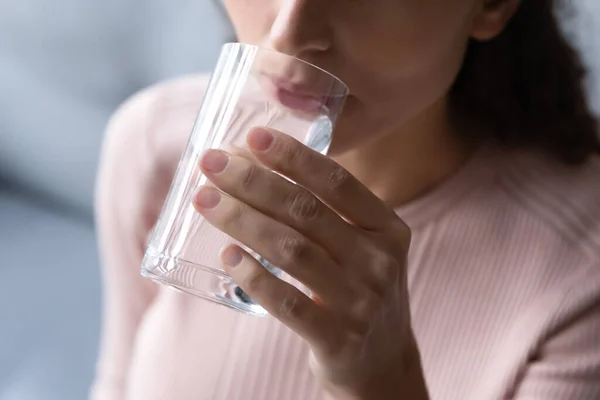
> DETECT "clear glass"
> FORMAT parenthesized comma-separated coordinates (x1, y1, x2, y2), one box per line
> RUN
(141, 43, 348, 316)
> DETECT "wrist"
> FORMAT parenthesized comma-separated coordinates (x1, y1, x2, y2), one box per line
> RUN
(361, 347, 428, 400)
(326, 340, 429, 400)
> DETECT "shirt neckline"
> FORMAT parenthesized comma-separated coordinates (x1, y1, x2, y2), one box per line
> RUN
(394, 144, 502, 229)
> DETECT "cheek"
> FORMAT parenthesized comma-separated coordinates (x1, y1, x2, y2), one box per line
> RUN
(223, 0, 275, 45)
(329, 11, 471, 152)
(347, 12, 469, 98)
(343, 8, 470, 113)
(340, 1, 470, 91)
(358, 35, 467, 122)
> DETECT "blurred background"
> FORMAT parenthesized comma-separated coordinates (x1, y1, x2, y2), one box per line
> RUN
(0, 1, 230, 399)
(0, 1, 597, 400)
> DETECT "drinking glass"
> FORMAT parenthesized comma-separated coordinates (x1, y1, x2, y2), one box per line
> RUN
(141, 43, 348, 316)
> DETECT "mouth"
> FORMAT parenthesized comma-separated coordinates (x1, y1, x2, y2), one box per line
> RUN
(259, 74, 335, 113)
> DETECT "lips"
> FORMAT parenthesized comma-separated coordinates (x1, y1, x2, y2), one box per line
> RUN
(273, 87, 326, 113)
(260, 74, 329, 113)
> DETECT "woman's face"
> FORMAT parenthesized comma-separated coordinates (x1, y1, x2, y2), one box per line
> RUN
(222, 0, 514, 154)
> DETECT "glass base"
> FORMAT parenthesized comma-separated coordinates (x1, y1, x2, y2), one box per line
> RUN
(141, 252, 268, 317)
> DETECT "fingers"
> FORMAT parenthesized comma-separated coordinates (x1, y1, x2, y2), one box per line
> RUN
(193, 186, 355, 308)
(199, 148, 360, 263)
(229, 145, 263, 165)
(220, 244, 338, 352)
(246, 127, 400, 232)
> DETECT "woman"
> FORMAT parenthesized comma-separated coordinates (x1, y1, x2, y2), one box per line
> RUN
(91, 0, 600, 399)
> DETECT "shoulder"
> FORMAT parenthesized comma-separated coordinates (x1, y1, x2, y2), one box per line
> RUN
(495, 149, 600, 263)
(108, 74, 209, 129)
(475, 151, 600, 361)
(106, 74, 209, 150)
(117, 73, 209, 118)
(443, 147, 600, 303)
(103, 74, 209, 151)
(96, 75, 210, 230)
(100, 74, 209, 177)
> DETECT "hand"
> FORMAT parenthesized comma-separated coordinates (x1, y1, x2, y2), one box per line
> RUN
(193, 127, 427, 399)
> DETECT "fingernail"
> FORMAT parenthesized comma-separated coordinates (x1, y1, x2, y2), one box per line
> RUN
(201, 150, 229, 174)
(221, 246, 243, 267)
(248, 128, 274, 152)
(195, 187, 221, 209)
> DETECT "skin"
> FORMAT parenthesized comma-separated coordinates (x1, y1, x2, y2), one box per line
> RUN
(193, 0, 520, 398)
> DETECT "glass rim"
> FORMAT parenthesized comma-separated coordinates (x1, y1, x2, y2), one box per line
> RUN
(223, 42, 349, 95)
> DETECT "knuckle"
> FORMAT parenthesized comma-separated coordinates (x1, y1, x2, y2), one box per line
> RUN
(288, 190, 322, 223)
(242, 270, 269, 294)
(221, 202, 245, 230)
(278, 233, 311, 266)
(281, 143, 304, 169)
(239, 163, 258, 190)
(366, 244, 396, 268)
(327, 165, 352, 190)
(374, 250, 398, 270)
(276, 293, 304, 320)
(351, 293, 383, 323)
(367, 247, 401, 286)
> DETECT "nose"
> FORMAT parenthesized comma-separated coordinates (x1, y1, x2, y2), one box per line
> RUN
(269, 0, 332, 58)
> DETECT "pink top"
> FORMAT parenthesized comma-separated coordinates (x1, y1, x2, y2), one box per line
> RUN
(91, 75, 600, 400)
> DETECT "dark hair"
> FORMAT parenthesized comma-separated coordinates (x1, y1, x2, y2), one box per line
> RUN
(451, 0, 600, 164)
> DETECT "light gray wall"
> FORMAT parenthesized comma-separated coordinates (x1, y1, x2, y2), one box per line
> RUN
(560, 0, 600, 114)
(0, 0, 232, 215)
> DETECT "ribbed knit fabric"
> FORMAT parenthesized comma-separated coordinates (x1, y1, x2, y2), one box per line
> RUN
(91, 75, 600, 400)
